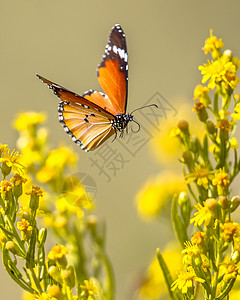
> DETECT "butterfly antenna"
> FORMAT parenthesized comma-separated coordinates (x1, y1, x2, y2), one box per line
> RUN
(130, 104, 158, 115)
(131, 119, 141, 133)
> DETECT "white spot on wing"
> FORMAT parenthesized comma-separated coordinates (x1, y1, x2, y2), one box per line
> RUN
(118, 48, 125, 59)
(113, 45, 117, 54)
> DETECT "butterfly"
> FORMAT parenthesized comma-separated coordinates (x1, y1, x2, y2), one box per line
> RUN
(37, 24, 157, 151)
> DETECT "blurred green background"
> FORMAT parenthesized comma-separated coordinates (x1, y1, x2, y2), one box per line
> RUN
(1, 0, 240, 299)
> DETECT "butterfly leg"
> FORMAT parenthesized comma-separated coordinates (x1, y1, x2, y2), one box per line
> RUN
(112, 131, 118, 142)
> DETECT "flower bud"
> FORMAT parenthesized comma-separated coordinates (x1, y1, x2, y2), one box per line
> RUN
(177, 120, 189, 133)
(218, 196, 228, 209)
(182, 151, 193, 170)
(189, 135, 201, 153)
(232, 250, 240, 264)
(47, 285, 64, 300)
(178, 192, 190, 219)
(22, 212, 31, 221)
(61, 265, 75, 289)
(1, 162, 11, 178)
(205, 198, 218, 212)
(206, 120, 216, 135)
(48, 266, 62, 283)
(223, 49, 233, 62)
(193, 101, 208, 122)
(230, 196, 240, 212)
(6, 241, 20, 255)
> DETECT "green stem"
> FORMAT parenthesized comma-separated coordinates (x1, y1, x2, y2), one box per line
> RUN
(30, 267, 43, 294)
(211, 223, 222, 298)
(73, 223, 88, 283)
(214, 91, 219, 120)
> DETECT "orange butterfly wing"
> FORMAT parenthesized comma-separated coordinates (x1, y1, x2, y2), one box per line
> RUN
(37, 75, 115, 151)
(97, 24, 128, 115)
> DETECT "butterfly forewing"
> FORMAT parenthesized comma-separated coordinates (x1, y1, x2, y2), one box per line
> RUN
(97, 24, 128, 114)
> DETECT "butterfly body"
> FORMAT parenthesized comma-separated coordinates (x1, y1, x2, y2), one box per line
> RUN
(111, 113, 133, 132)
(37, 24, 157, 151)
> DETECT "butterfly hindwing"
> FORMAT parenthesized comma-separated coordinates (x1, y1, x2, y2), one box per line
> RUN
(59, 99, 115, 151)
(97, 24, 128, 115)
(37, 75, 115, 151)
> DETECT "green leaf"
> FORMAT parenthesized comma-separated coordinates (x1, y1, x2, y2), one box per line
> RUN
(2, 245, 36, 294)
(156, 248, 182, 300)
(202, 134, 209, 163)
(0, 224, 14, 237)
(171, 194, 188, 248)
(26, 228, 37, 269)
(215, 278, 236, 299)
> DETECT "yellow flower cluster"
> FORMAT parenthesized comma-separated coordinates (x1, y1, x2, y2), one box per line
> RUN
(135, 172, 185, 220)
(138, 30, 240, 299)
(202, 29, 224, 58)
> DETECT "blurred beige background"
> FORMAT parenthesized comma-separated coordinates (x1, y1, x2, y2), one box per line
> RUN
(1, 0, 240, 299)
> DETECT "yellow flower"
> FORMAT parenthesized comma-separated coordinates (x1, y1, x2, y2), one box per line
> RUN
(230, 289, 240, 300)
(193, 85, 210, 100)
(46, 147, 77, 169)
(221, 221, 240, 242)
(216, 119, 232, 132)
(36, 166, 56, 183)
(193, 84, 211, 107)
(48, 244, 69, 260)
(182, 241, 200, 256)
(232, 103, 240, 120)
(0, 181, 13, 193)
(202, 29, 224, 58)
(171, 266, 204, 294)
(80, 279, 98, 300)
(17, 219, 33, 232)
(182, 241, 200, 266)
(55, 196, 85, 219)
(18, 206, 45, 219)
(190, 198, 217, 227)
(191, 231, 206, 247)
(26, 186, 44, 197)
(10, 173, 27, 185)
(36, 147, 77, 183)
(0, 147, 24, 174)
(14, 112, 46, 131)
(185, 166, 215, 190)
(212, 168, 230, 186)
(19, 146, 42, 169)
(151, 102, 204, 165)
(230, 137, 238, 149)
(135, 172, 185, 220)
(34, 293, 55, 300)
(220, 261, 238, 281)
(199, 57, 239, 91)
(138, 243, 182, 299)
